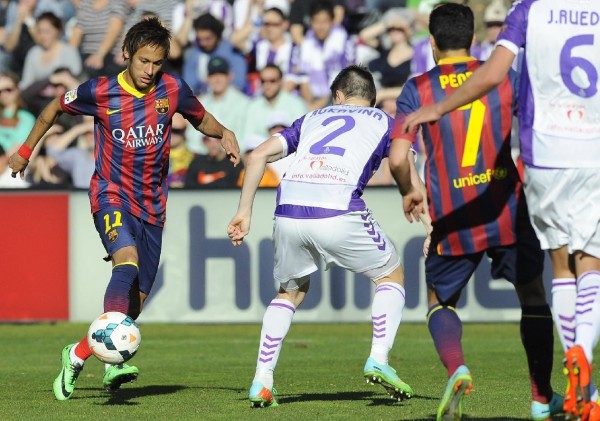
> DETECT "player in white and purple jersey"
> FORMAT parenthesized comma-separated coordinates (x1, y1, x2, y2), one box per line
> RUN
(228, 65, 423, 408)
(401, 1, 600, 418)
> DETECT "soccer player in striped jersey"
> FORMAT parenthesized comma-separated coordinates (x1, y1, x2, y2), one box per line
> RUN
(390, 4, 560, 420)
(403, 0, 600, 419)
(9, 17, 241, 401)
(228, 65, 423, 408)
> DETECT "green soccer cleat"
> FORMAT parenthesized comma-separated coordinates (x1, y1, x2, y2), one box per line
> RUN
(363, 357, 413, 401)
(53, 344, 83, 401)
(248, 381, 279, 408)
(531, 392, 563, 421)
(103, 363, 139, 392)
(437, 365, 473, 421)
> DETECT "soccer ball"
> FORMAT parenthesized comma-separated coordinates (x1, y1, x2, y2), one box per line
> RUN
(87, 312, 141, 364)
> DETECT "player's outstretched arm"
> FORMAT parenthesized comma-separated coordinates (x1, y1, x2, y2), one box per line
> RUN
(228, 136, 284, 246)
(196, 111, 241, 166)
(402, 46, 516, 134)
(8, 97, 63, 179)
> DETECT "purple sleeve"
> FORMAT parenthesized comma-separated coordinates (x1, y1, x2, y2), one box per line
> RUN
(60, 79, 98, 117)
(392, 79, 420, 142)
(278, 115, 306, 154)
(176, 77, 206, 127)
(497, 0, 535, 53)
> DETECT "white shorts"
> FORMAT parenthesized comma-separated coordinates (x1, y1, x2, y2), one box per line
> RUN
(524, 166, 600, 257)
(273, 210, 401, 290)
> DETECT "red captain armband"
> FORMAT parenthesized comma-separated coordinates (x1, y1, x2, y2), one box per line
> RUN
(18, 143, 33, 160)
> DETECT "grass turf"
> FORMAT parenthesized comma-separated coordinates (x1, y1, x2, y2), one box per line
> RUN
(0, 323, 579, 420)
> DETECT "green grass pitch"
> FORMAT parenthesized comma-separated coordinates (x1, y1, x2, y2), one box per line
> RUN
(0, 322, 582, 420)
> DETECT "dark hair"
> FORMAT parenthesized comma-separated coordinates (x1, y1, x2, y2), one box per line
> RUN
(192, 13, 224, 39)
(261, 63, 283, 79)
(122, 16, 171, 58)
(264, 7, 287, 20)
(37, 12, 63, 32)
(330, 65, 376, 107)
(309, 0, 335, 19)
(429, 3, 474, 52)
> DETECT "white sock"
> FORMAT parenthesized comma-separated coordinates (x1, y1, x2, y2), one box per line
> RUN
(552, 278, 577, 351)
(69, 346, 85, 366)
(575, 271, 600, 362)
(369, 282, 406, 365)
(253, 298, 296, 389)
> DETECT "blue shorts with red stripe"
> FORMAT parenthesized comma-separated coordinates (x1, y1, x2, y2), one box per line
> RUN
(93, 207, 163, 295)
(425, 222, 544, 304)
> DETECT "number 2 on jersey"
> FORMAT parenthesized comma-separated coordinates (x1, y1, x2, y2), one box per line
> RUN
(309, 116, 355, 156)
(458, 99, 486, 167)
(104, 210, 123, 234)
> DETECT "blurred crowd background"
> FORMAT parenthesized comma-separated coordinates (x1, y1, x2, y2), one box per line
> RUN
(0, 0, 510, 190)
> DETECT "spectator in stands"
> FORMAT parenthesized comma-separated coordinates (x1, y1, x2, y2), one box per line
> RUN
(168, 113, 194, 188)
(182, 13, 247, 95)
(244, 64, 306, 142)
(173, 0, 234, 48)
(185, 134, 244, 189)
(237, 115, 287, 189)
(252, 8, 293, 76)
(472, 0, 507, 62)
(360, 8, 413, 100)
(0, 71, 35, 152)
(20, 12, 81, 90)
(229, 0, 289, 54)
(286, 0, 355, 110)
(45, 115, 95, 189)
(21, 67, 80, 117)
(3, 0, 38, 74)
(187, 56, 250, 153)
(0, 0, 14, 72)
(36, 0, 77, 21)
(69, 0, 131, 78)
(408, 0, 435, 76)
(288, 0, 343, 45)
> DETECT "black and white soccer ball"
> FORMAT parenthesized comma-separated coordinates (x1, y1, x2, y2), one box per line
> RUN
(87, 312, 141, 364)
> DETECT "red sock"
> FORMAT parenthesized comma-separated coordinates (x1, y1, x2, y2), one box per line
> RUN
(73, 337, 92, 361)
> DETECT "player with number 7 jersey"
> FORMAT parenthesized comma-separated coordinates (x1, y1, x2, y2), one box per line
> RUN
(393, 56, 520, 256)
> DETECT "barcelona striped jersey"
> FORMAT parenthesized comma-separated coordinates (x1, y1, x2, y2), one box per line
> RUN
(60, 71, 206, 226)
(392, 57, 521, 256)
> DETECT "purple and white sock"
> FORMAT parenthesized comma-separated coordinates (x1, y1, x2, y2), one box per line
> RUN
(254, 298, 296, 389)
(369, 282, 406, 365)
(575, 271, 600, 362)
(551, 278, 576, 351)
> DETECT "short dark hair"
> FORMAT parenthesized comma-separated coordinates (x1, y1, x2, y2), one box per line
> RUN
(429, 3, 474, 52)
(330, 65, 376, 107)
(37, 12, 63, 32)
(122, 16, 171, 58)
(193, 13, 224, 39)
(261, 63, 283, 79)
(264, 7, 287, 20)
(310, 0, 335, 19)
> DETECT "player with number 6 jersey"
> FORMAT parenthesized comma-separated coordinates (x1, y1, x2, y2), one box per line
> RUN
(228, 65, 423, 408)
